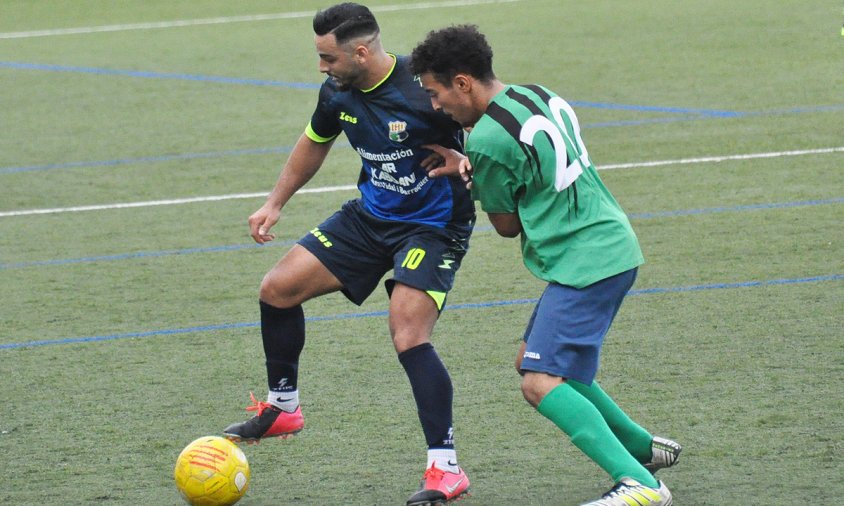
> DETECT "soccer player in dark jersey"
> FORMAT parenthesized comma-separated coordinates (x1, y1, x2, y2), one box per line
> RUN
(411, 25, 681, 506)
(223, 4, 473, 504)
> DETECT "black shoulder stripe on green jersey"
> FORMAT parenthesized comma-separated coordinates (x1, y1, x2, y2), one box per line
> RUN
(507, 87, 543, 116)
(507, 87, 569, 167)
(521, 85, 579, 214)
(485, 101, 541, 175)
(522, 84, 552, 104)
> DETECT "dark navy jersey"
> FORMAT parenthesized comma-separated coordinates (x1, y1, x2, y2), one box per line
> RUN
(305, 55, 475, 228)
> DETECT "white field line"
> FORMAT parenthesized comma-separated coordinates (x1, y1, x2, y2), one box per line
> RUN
(598, 146, 844, 170)
(0, 185, 355, 217)
(1, 146, 842, 218)
(0, 0, 522, 39)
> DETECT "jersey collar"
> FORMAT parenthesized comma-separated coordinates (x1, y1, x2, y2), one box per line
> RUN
(361, 53, 397, 93)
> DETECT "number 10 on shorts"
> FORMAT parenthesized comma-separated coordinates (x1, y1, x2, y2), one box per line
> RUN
(401, 248, 426, 270)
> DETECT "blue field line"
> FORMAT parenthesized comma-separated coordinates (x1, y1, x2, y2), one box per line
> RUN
(2, 197, 841, 271)
(3, 60, 734, 115)
(0, 240, 298, 269)
(568, 100, 741, 117)
(0, 61, 321, 89)
(584, 117, 705, 129)
(2, 273, 840, 350)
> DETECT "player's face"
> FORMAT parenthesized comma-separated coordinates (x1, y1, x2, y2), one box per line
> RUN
(315, 33, 366, 91)
(420, 73, 480, 128)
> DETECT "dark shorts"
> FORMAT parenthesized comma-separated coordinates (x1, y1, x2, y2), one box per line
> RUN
(297, 199, 474, 309)
(520, 268, 638, 385)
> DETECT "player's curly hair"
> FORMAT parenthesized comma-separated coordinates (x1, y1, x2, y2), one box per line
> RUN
(410, 24, 495, 86)
(313, 3, 379, 44)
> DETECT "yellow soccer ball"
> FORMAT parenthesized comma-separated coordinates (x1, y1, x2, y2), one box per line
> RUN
(174, 436, 250, 506)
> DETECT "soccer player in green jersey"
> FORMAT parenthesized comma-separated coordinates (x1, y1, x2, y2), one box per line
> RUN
(411, 25, 681, 506)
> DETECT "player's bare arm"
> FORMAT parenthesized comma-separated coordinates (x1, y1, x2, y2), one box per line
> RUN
(249, 134, 334, 244)
(488, 212, 521, 238)
(420, 143, 467, 179)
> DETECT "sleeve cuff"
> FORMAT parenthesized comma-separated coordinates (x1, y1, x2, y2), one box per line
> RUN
(305, 122, 338, 143)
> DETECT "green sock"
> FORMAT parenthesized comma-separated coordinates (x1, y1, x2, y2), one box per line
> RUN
(537, 383, 658, 488)
(569, 380, 654, 463)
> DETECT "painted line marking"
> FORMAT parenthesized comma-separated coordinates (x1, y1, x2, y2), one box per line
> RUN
(0, 0, 522, 39)
(0, 61, 322, 89)
(570, 100, 741, 117)
(2, 197, 840, 271)
(0, 185, 356, 217)
(2, 146, 842, 218)
(0, 60, 751, 118)
(598, 146, 844, 170)
(627, 198, 844, 219)
(0, 144, 346, 175)
(2, 274, 840, 350)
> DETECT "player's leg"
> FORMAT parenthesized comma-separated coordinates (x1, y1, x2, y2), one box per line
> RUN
(386, 226, 472, 505)
(522, 373, 658, 487)
(562, 265, 681, 472)
(568, 380, 681, 473)
(225, 200, 388, 442)
(224, 244, 343, 442)
(519, 272, 671, 504)
(390, 283, 453, 455)
(260, 243, 345, 307)
(392, 284, 469, 505)
(521, 375, 672, 505)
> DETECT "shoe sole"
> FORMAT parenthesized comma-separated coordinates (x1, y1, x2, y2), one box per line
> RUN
(406, 490, 470, 506)
(644, 458, 680, 474)
(223, 428, 302, 444)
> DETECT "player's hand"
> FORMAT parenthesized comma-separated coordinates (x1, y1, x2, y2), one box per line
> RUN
(421, 144, 466, 178)
(459, 157, 474, 190)
(248, 205, 279, 244)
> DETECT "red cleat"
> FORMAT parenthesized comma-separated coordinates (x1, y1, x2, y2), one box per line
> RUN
(223, 392, 303, 443)
(406, 463, 470, 505)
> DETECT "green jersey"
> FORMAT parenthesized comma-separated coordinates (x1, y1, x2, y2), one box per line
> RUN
(467, 84, 643, 288)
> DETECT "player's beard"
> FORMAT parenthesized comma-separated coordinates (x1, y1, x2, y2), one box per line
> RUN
(329, 64, 366, 91)
(331, 76, 352, 91)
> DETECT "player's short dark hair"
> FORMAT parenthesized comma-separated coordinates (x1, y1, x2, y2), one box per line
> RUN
(313, 3, 380, 44)
(410, 24, 495, 85)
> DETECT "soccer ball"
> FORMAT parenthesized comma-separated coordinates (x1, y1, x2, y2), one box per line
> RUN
(174, 436, 250, 506)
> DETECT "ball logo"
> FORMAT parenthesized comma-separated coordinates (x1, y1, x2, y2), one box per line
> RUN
(174, 436, 250, 505)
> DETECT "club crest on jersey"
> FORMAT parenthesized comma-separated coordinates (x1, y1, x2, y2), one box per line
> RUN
(388, 120, 409, 142)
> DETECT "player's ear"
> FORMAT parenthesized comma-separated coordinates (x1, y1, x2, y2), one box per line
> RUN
(454, 74, 472, 92)
(353, 44, 369, 62)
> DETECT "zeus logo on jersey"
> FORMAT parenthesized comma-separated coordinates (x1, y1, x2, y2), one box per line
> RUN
(339, 111, 357, 124)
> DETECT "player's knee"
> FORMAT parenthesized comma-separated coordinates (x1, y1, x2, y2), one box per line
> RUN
(259, 272, 303, 308)
(520, 376, 543, 407)
(391, 332, 430, 354)
(520, 373, 563, 408)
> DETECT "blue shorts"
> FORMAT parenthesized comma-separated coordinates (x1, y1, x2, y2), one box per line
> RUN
(297, 199, 474, 308)
(520, 268, 638, 385)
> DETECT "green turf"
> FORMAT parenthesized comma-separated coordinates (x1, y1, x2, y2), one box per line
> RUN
(1, 1, 842, 504)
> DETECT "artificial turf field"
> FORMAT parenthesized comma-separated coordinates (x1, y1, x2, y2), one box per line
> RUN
(1, 1, 842, 504)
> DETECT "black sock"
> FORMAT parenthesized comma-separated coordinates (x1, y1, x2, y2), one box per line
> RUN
(398, 343, 455, 449)
(259, 301, 305, 394)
